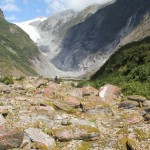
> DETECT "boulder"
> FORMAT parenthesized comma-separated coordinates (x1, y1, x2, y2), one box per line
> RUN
(121, 115, 143, 124)
(143, 101, 150, 107)
(81, 86, 99, 96)
(53, 125, 100, 141)
(86, 107, 111, 115)
(127, 95, 147, 103)
(118, 101, 139, 109)
(0, 126, 23, 149)
(69, 88, 83, 98)
(42, 82, 61, 96)
(63, 96, 80, 108)
(0, 83, 11, 94)
(25, 128, 55, 149)
(30, 105, 55, 115)
(99, 84, 121, 101)
(53, 100, 75, 113)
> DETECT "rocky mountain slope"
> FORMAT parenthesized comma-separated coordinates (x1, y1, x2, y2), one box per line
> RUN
(0, 77, 150, 149)
(15, 5, 104, 78)
(52, 0, 150, 75)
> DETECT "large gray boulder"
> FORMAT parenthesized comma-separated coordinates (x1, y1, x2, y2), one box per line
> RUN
(25, 128, 56, 149)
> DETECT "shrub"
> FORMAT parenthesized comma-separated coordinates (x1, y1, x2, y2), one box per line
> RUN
(0, 76, 14, 85)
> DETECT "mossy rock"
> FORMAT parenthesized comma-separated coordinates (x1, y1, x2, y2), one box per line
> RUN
(77, 141, 92, 150)
(51, 125, 100, 142)
(134, 128, 150, 141)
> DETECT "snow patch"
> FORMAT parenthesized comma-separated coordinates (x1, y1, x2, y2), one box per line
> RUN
(15, 17, 47, 43)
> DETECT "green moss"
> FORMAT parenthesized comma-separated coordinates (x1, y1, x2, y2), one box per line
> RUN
(0, 102, 3, 106)
(78, 125, 100, 134)
(0, 76, 14, 85)
(77, 142, 91, 150)
(32, 143, 49, 150)
(134, 128, 150, 141)
(116, 127, 131, 135)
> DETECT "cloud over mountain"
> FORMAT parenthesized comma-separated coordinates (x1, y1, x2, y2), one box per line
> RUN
(44, 0, 113, 14)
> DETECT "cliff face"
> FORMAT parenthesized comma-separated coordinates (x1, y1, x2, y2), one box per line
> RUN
(51, 0, 150, 73)
(0, 8, 4, 19)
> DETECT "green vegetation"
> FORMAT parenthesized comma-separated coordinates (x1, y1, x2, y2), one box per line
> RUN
(0, 17, 39, 76)
(0, 76, 14, 85)
(90, 36, 150, 99)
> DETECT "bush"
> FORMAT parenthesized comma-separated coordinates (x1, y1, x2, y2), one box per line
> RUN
(0, 76, 14, 85)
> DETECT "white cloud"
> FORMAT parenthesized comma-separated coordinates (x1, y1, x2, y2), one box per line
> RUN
(44, 0, 113, 15)
(0, 0, 21, 12)
(2, 0, 15, 3)
(1, 3, 21, 12)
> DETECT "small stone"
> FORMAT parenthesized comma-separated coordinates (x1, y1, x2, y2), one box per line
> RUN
(61, 119, 71, 126)
(127, 95, 147, 103)
(143, 101, 150, 107)
(0, 83, 11, 93)
(118, 101, 139, 109)
(0, 106, 12, 116)
(143, 114, 150, 122)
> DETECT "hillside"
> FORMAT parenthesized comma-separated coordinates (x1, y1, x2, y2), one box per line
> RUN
(91, 36, 150, 98)
(0, 12, 40, 76)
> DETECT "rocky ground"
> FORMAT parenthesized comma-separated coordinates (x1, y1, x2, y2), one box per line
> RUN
(0, 77, 150, 150)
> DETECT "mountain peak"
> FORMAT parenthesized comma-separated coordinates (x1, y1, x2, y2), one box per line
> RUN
(0, 8, 4, 19)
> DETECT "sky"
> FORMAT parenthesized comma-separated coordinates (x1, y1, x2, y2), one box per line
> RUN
(0, 0, 113, 22)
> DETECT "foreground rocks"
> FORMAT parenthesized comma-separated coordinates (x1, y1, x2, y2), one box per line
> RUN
(99, 84, 121, 101)
(0, 126, 23, 149)
(25, 128, 56, 149)
(0, 77, 150, 149)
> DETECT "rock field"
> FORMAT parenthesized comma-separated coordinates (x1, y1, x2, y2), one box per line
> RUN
(0, 77, 150, 150)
